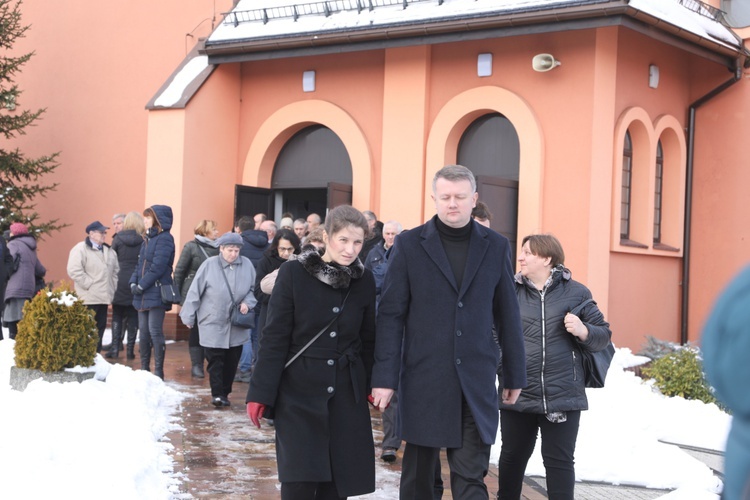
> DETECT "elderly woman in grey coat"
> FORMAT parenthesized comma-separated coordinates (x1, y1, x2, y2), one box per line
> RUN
(180, 232, 257, 407)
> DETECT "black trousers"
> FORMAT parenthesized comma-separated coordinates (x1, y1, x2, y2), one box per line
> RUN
(280, 481, 344, 500)
(497, 410, 581, 500)
(87, 304, 109, 352)
(204, 345, 243, 398)
(400, 398, 490, 500)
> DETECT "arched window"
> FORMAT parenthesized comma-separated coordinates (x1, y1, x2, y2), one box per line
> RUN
(721, 0, 750, 28)
(653, 140, 663, 244)
(620, 131, 633, 240)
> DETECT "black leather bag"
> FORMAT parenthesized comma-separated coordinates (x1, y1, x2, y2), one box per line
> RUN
(570, 299, 615, 388)
(158, 280, 181, 305)
(230, 307, 255, 329)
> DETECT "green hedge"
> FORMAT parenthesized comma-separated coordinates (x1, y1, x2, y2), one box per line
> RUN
(14, 285, 98, 372)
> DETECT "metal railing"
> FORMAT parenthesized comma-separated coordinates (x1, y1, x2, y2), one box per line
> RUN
(224, 0, 445, 27)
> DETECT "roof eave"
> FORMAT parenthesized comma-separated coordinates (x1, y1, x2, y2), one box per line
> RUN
(202, 1, 745, 68)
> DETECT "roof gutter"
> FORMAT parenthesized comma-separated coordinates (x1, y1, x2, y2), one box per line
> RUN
(681, 60, 744, 345)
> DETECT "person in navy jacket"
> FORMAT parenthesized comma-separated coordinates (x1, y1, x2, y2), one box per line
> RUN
(371, 165, 526, 499)
(130, 205, 175, 380)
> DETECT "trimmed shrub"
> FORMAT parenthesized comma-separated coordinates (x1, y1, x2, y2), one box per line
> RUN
(642, 348, 719, 407)
(14, 285, 98, 372)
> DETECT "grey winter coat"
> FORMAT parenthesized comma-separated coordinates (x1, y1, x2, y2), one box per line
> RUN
(5, 234, 45, 301)
(179, 255, 256, 349)
(500, 267, 611, 414)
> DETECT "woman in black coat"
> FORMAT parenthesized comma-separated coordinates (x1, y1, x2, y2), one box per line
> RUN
(108, 212, 146, 359)
(253, 228, 300, 345)
(173, 219, 220, 378)
(247, 205, 376, 500)
(497, 234, 611, 500)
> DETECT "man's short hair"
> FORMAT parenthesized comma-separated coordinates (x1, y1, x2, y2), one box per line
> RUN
(472, 201, 493, 222)
(522, 234, 566, 268)
(237, 215, 255, 232)
(362, 210, 377, 222)
(432, 164, 476, 194)
(112, 213, 126, 222)
(383, 220, 403, 233)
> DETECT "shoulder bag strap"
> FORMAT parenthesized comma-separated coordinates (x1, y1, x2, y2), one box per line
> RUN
(284, 288, 352, 369)
(198, 245, 209, 260)
(218, 259, 238, 307)
(569, 298, 596, 317)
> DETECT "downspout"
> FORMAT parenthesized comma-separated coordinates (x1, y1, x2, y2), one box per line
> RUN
(680, 60, 743, 345)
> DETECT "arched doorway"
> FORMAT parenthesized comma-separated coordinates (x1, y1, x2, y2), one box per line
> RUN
(457, 112, 520, 257)
(235, 125, 353, 223)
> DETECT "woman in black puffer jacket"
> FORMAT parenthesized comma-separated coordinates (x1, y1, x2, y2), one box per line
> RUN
(174, 219, 220, 378)
(497, 234, 611, 500)
(109, 212, 146, 359)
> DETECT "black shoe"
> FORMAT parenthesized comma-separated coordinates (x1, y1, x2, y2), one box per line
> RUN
(126, 353, 135, 360)
(381, 448, 397, 463)
(105, 352, 117, 359)
(234, 370, 251, 383)
(220, 396, 231, 407)
(212, 397, 223, 407)
(191, 364, 205, 378)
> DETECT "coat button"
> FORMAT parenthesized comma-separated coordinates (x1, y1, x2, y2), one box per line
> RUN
(327, 359, 334, 366)
(327, 386, 334, 393)
(333, 307, 340, 313)
(456, 358, 462, 365)
(330, 331, 337, 338)
(457, 301, 463, 308)
(456, 330, 462, 337)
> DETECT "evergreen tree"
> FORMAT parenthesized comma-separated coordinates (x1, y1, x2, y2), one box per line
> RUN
(0, 0, 63, 235)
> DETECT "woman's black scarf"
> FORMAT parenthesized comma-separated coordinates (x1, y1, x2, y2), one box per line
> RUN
(297, 247, 364, 289)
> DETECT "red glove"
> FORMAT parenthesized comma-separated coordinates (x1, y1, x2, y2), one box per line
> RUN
(247, 402, 266, 428)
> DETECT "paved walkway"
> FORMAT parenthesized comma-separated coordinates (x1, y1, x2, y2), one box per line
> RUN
(128, 341, 697, 499)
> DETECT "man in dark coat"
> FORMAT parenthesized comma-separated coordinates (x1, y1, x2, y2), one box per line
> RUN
(371, 165, 526, 499)
(234, 215, 270, 382)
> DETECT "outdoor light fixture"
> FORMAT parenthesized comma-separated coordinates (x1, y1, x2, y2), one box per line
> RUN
(303, 70, 316, 92)
(649, 64, 660, 89)
(477, 53, 492, 77)
(531, 53, 561, 72)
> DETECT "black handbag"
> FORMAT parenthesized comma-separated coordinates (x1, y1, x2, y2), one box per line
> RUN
(157, 279, 181, 305)
(219, 260, 255, 329)
(570, 299, 615, 388)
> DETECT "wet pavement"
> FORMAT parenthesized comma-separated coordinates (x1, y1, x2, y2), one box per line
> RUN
(120, 341, 687, 499)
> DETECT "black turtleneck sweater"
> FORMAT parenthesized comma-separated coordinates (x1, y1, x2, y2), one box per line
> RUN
(435, 216, 472, 289)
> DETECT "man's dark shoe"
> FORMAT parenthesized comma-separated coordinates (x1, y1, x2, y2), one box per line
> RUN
(220, 396, 231, 407)
(381, 448, 397, 463)
(212, 397, 223, 407)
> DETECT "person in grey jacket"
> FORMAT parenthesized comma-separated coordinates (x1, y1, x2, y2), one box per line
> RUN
(497, 234, 612, 500)
(180, 232, 256, 407)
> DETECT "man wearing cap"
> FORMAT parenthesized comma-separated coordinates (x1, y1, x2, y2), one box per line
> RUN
(67, 220, 120, 352)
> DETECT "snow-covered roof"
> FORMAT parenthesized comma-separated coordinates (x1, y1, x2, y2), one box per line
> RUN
(206, 0, 743, 53)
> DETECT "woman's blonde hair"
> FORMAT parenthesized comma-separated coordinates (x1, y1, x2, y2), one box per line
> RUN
(122, 211, 145, 235)
(194, 219, 218, 237)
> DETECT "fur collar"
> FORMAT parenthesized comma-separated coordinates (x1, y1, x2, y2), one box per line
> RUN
(297, 247, 364, 289)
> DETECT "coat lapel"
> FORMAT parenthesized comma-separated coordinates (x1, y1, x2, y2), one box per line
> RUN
(420, 218, 459, 293)
(458, 223, 490, 300)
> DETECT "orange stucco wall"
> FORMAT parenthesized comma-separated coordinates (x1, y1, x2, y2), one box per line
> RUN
(9, 0, 748, 348)
(8, 1, 234, 284)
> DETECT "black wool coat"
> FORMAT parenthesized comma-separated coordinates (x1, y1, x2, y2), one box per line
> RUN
(111, 230, 144, 306)
(372, 216, 527, 447)
(247, 254, 376, 497)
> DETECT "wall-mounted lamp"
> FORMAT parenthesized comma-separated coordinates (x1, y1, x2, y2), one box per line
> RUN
(531, 53, 561, 72)
(477, 53, 492, 77)
(303, 70, 316, 92)
(648, 64, 659, 89)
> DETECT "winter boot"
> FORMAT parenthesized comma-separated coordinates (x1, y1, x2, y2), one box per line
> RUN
(106, 318, 121, 359)
(126, 321, 137, 360)
(140, 338, 151, 372)
(189, 346, 205, 378)
(153, 342, 166, 380)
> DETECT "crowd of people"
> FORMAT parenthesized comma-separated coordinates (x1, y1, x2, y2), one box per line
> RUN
(1, 165, 623, 499)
